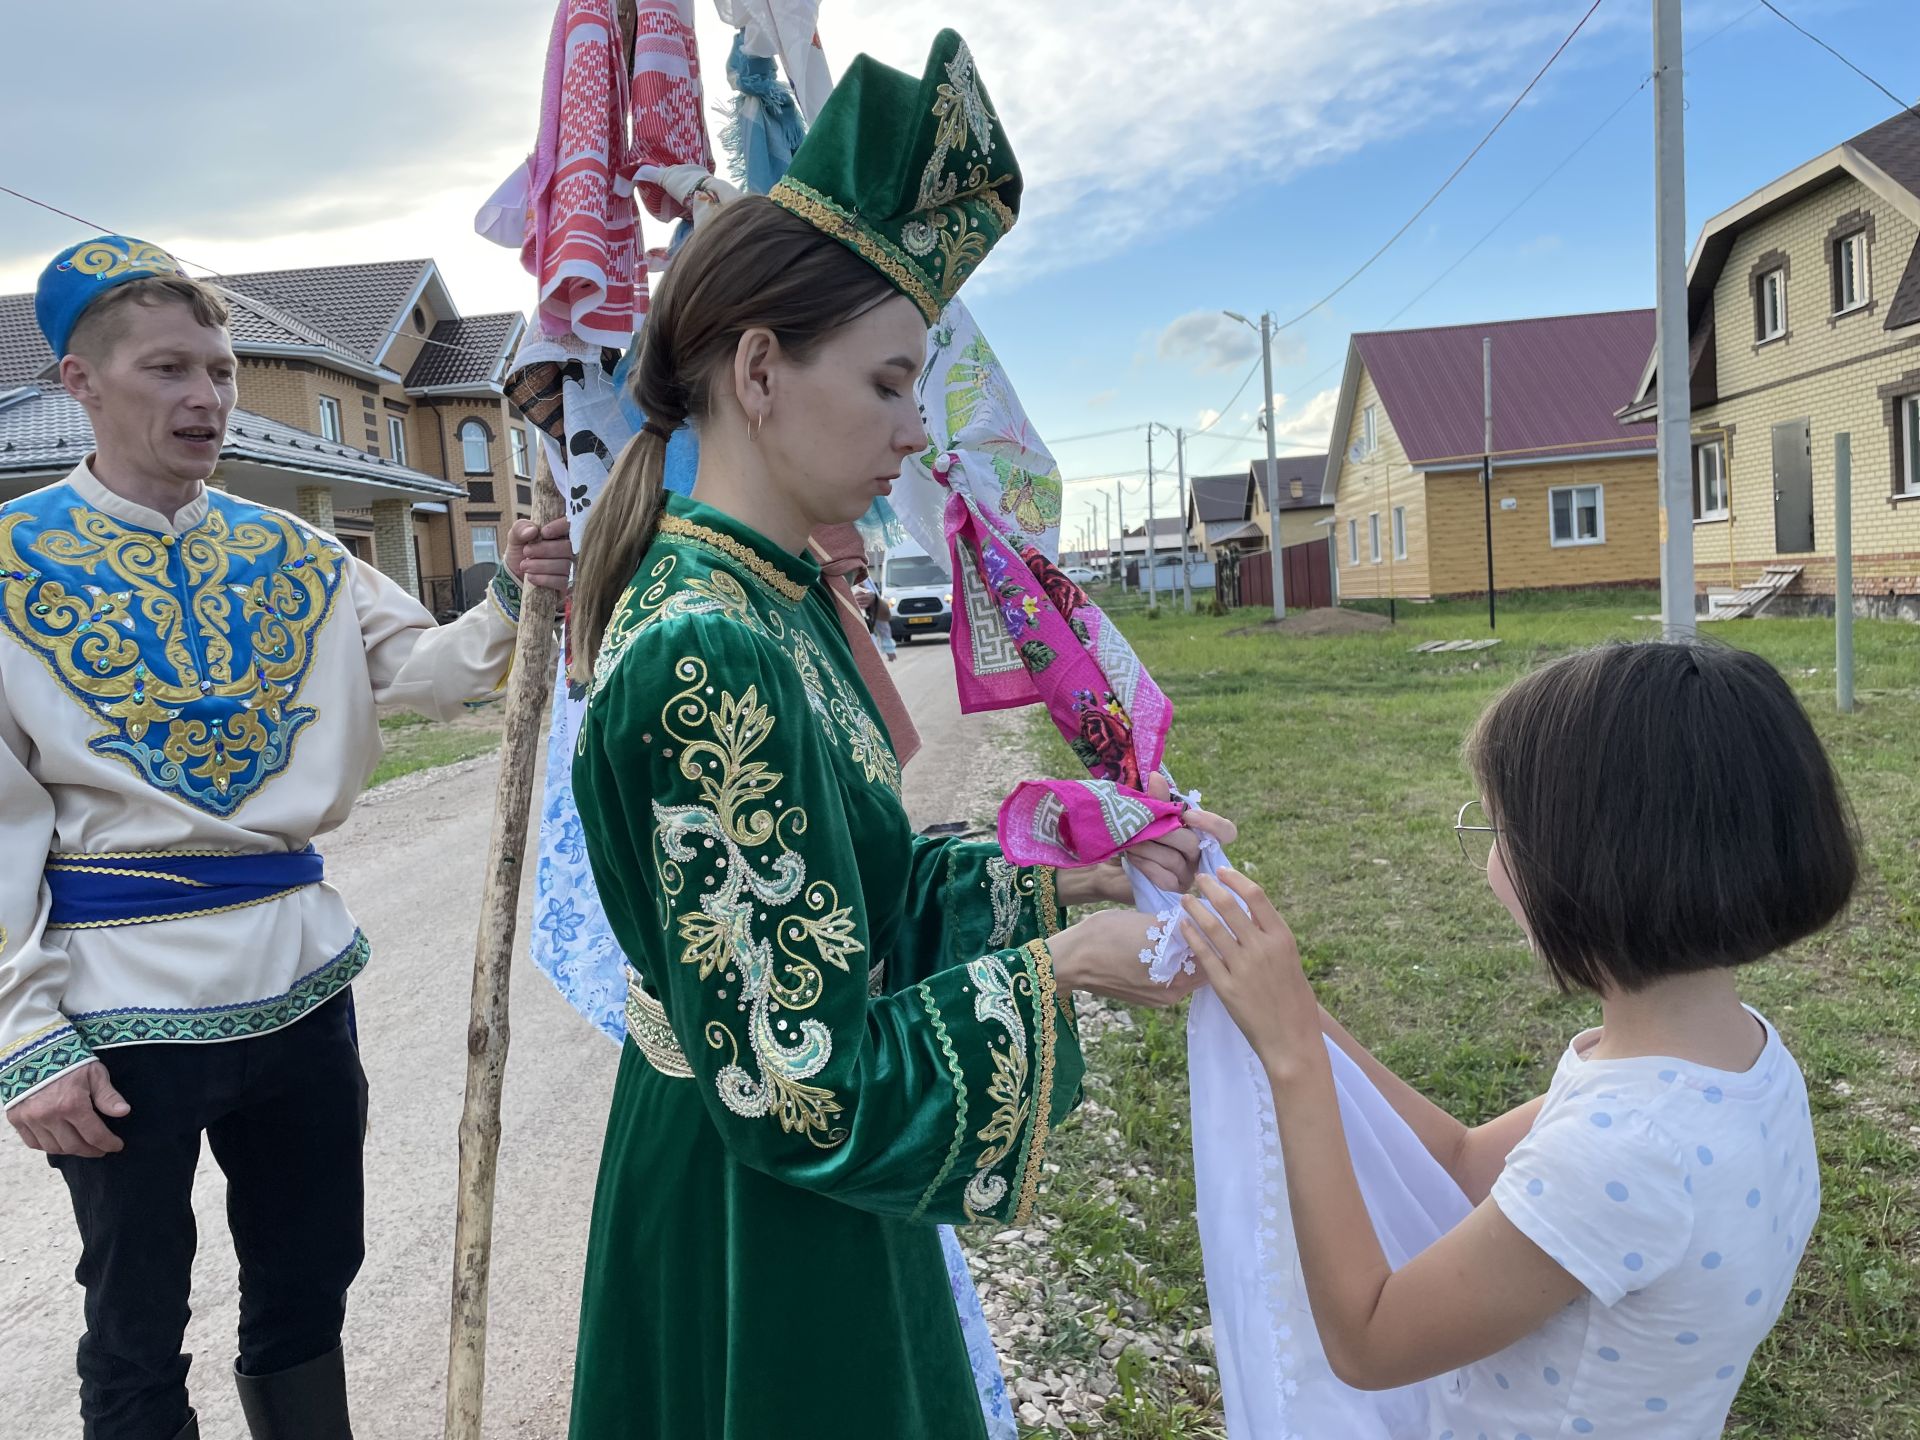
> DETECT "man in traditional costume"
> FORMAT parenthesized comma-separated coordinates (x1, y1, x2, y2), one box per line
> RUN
(0, 238, 571, 1440)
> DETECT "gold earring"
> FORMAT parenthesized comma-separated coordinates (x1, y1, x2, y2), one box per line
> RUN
(749, 414, 764, 443)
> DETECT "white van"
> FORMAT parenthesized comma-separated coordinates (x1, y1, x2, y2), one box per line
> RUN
(882, 542, 952, 644)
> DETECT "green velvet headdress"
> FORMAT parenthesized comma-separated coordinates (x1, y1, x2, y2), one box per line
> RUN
(770, 30, 1019, 323)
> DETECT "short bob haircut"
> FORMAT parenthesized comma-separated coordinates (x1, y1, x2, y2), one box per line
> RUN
(67, 275, 230, 364)
(1465, 641, 1858, 995)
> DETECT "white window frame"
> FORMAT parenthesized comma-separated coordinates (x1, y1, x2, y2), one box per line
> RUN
(387, 415, 407, 466)
(1347, 518, 1359, 565)
(317, 396, 343, 444)
(1362, 405, 1379, 457)
(1391, 505, 1407, 560)
(459, 420, 491, 475)
(1693, 440, 1728, 520)
(1901, 394, 1920, 498)
(469, 524, 500, 566)
(1758, 269, 1786, 341)
(1835, 231, 1869, 313)
(1368, 512, 1382, 564)
(511, 426, 531, 479)
(1549, 484, 1606, 548)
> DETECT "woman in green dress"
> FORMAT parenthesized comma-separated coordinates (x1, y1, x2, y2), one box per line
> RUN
(563, 33, 1217, 1440)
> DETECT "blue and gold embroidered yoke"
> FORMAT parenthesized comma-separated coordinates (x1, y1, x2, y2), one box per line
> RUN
(0, 461, 527, 1107)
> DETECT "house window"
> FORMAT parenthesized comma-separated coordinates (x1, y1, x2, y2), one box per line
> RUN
(1362, 405, 1379, 457)
(1756, 269, 1786, 342)
(511, 427, 531, 479)
(1549, 484, 1605, 546)
(470, 525, 500, 566)
(318, 396, 343, 444)
(1901, 394, 1920, 497)
(1392, 506, 1407, 560)
(1347, 518, 1359, 565)
(387, 416, 407, 466)
(1693, 440, 1728, 520)
(1368, 512, 1382, 564)
(459, 420, 491, 474)
(1834, 231, 1869, 313)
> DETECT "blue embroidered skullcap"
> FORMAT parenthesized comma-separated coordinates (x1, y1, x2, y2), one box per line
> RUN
(35, 235, 190, 358)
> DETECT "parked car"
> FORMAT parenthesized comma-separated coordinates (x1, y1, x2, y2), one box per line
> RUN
(1063, 564, 1101, 587)
(884, 543, 952, 643)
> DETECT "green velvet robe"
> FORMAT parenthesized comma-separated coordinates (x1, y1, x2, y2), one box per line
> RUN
(568, 495, 1084, 1440)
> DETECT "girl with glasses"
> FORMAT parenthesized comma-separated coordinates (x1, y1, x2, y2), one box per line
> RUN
(1183, 641, 1856, 1438)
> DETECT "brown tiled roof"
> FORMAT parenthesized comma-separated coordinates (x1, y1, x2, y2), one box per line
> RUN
(217, 260, 432, 362)
(1355, 310, 1656, 467)
(1252, 454, 1330, 509)
(404, 313, 524, 391)
(1850, 109, 1920, 200)
(1189, 472, 1248, 523)
(0, 294, 52, 388)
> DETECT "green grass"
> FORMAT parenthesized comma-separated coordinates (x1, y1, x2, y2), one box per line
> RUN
(366, 709, 503, 789)
(1022, 589, 1920, 1438)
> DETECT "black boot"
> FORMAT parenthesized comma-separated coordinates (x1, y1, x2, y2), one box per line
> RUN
(234, 1344, 353, 1440)
(173, 1413, 201, 1440)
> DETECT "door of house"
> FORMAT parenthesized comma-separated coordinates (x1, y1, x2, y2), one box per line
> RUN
(1772, 419, 1815, 554)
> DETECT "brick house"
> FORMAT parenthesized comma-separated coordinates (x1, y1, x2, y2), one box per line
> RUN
(1618, 110, 1920, 615)
(0, 259, 533, 617)
(1324, 311, 1658, 601)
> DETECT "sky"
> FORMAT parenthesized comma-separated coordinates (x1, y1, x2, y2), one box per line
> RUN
(2, 1, 1914, 546)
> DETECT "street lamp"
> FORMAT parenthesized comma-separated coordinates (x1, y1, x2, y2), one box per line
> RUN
(1225, 309, 1285, 620)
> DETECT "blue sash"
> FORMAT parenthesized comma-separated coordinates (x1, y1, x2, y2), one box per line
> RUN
(44, 848, 325, 930)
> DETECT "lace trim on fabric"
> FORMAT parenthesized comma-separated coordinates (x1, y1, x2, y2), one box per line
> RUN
(913, 980, 971, 1222)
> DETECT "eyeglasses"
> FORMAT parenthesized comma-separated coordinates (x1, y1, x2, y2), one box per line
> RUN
(1455, 800, 1499, 870)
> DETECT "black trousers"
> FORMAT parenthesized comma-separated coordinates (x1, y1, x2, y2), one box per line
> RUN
(50, 989, 368, 1440)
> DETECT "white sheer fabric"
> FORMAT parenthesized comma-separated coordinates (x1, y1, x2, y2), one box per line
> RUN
(1125, 796, 1475, 1438)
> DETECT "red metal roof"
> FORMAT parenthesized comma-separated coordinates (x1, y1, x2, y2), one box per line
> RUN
(1353, 309, 1655, 467)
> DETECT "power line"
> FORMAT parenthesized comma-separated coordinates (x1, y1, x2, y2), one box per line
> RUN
(1048, 423, 1149, 447)
(1268, 0, 1609, 335)
(0, 181, 520, 369)
(1757, 1, 1920, 116)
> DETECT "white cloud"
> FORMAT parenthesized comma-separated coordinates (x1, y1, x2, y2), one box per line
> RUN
(1196, 407, 1224, 430)
(1273, 389, 1342, 450)
(0, 0, 1619, 317)
(1156, 311, 1261, 373)
(1088, 389, 1119, 410)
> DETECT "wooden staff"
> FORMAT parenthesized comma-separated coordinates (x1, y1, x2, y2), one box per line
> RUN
(443, 455, 566, 1440)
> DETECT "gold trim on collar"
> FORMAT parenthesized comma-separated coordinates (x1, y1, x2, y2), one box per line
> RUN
(658, 515, 809, 605)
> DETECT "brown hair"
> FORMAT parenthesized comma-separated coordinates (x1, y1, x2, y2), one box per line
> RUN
(570, 195, 900, 680)
(1465, 641, 1858, 994)
(67, 275, 231, 361)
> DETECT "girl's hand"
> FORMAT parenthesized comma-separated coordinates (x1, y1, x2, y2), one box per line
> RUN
(1180, 870, 1321, 1078)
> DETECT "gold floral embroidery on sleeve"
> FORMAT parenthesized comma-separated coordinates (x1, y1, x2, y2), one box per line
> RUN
(962, 951, 1034, 1222)
(650, 657, 860, 1149)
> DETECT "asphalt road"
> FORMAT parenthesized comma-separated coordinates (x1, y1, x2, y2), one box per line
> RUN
(2, 638, 1016, 1439)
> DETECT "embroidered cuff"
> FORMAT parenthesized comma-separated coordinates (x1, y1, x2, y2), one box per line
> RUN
(488, 568, 525, 627)
(0, 1021, 95, 1108)
(1012, 938, 1063, 1225)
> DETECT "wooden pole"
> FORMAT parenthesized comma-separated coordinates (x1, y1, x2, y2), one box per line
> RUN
(1835, 433, 1855, 714)
(443, 456, 567, 1440)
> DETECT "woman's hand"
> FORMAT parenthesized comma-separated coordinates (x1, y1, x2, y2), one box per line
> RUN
(1054, 774, 1242, 906)
(1049, 910, 1202, 1008)
(1179, 870, 1322, 1080)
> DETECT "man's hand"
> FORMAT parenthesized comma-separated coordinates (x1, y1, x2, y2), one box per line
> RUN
(504, 517, 573, 594)
(7, 1061, 130, 1158)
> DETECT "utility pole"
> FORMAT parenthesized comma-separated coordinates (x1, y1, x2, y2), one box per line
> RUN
(1145, 428, 1160, 607)
(1653, 0, 1696, 638)
(1104, 493, 1114, 581)
(1176, 427, 1193, 611)
(1115, 482, 1127, 592)
(1261, 313, 1285, 621)
(1483, 337, 1497, 631)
